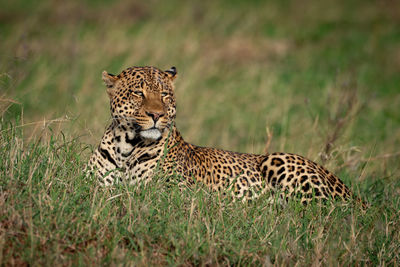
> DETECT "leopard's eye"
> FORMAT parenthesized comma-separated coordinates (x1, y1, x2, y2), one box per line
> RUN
(134, 91, 144, 97)
(161, 92, 168, 97)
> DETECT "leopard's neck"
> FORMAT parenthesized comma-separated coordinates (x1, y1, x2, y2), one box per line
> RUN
(102, 120, 182, 173)
(90, 117, 191, 185)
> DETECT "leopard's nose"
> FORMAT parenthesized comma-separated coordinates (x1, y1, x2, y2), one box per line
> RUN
(146, 111, 164, 122)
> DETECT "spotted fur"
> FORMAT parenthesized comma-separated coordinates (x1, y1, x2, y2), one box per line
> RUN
(87, 66, 363, 205)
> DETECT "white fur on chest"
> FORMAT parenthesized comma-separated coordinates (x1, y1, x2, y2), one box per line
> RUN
(114, 127, 136, 155)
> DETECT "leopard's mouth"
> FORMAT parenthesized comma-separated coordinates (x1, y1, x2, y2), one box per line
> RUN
(139, 127, 162, 140)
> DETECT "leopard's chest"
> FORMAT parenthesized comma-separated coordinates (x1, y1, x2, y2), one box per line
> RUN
(125, 144, 164, 184)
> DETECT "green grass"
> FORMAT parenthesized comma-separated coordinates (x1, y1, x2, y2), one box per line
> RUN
(1, 120, 399, 265)
(1, 0, 400, 265)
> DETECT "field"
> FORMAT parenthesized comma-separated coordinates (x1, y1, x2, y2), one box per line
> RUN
(1, 0, 400, 265)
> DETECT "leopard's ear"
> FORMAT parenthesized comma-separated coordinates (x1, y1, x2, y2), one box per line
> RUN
(164, 66, 177, 81)
(102, 71, 118, 97)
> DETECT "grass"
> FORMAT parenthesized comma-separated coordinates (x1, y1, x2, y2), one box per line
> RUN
(1, 120, 399, 265)
(1, 0, 400, 265)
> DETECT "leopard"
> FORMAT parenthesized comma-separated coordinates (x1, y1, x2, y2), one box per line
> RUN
(87, 65, 364, 206)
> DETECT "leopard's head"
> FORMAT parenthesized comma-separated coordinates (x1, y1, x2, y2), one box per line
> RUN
(102, 66, 177, 140)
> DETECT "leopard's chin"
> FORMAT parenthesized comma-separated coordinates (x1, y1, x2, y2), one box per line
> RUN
(139, 128, 162, 140)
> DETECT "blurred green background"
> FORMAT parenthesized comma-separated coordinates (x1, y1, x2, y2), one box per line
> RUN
(1, 0, 399, 172)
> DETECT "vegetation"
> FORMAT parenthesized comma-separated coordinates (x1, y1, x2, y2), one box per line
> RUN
(1, 0, 399, 265)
